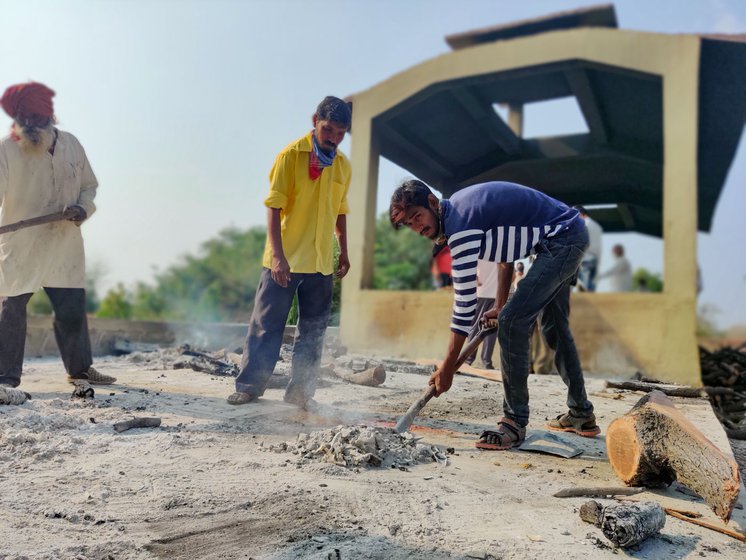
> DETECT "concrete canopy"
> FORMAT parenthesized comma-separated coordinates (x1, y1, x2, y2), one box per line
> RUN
(367, 5, 746, 237)
(340, 5, 745, 383)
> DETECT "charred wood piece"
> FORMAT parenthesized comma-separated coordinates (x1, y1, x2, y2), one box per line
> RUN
(580, 500, 665, 548)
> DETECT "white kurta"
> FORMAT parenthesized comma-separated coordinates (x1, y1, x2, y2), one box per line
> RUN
(0, 130, 97, 296)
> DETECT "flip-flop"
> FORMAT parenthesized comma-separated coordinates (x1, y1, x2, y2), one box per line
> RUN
(475, 418, 526, 450)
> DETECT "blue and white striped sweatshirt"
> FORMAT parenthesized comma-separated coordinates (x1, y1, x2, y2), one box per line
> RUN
(441, 181, 584, 336)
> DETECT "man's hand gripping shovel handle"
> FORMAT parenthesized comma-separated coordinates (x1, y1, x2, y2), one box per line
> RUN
(394, 317, 498, 433)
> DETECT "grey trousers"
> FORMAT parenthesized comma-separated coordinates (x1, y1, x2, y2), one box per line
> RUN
(0, 288, 92, 387)
(497, 227, 594, 427)
(235, 268, 333, 399)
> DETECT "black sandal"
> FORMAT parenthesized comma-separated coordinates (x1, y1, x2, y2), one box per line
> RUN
(475, 418, 526, 450)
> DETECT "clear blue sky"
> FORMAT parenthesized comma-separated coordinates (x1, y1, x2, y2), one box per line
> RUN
(1, 0, 744, 328)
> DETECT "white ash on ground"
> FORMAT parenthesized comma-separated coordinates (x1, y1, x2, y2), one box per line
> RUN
(265, 424, 449, 469)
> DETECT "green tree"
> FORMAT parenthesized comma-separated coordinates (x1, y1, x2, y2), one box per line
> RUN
(90, 213, 432, 326)
(372, 212, 433, 290)
(127, 226, 268, 322)
(97, 284, 133, 319)
(28, 291, 52, 315)
(632, 267, 663, 293)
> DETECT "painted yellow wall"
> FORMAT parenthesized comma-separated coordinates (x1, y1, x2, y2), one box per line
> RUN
(341, 28, 702, 385)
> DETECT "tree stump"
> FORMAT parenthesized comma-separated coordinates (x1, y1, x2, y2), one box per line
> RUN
(606, 390, 741, 521)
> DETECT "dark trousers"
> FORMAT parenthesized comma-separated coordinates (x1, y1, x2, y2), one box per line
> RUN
(0, 288, 92, 387)
(465, 297, 497, 368)
(497, 227, 594, 427)
(235, 268, 333, 399)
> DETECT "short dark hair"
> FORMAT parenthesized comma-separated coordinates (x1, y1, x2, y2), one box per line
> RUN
(316, 96, 351, 129)
(389, 179, 434, 229)
(573, 205, 588, 215)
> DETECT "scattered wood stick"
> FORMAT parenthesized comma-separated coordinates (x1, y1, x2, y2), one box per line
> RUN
(113, 417, 162, 433)
(662, 506, 702, 519)
(330, 365, 386, 387)
(665, 508, 746, 543)
(553, 486, 645, 498)
(605, 380, 706, 398)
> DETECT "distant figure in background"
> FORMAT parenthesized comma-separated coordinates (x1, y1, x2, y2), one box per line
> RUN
(598, 244, 633, 292)
(573, 206, 603, 292)
(431, 243, 452, 288)
(227, 97, 352, 409)
(509, 261, 526, 295)
(465, 259, 499, 369)
(0, 81, 116, 405)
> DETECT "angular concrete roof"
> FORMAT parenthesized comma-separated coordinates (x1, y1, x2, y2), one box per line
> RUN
(361, 5, 746, 236)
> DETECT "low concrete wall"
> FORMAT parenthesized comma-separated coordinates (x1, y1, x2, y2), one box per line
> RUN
(25, 316, 342, 359)
(25, 316, 249, 358)
(339, 288, 701, 385)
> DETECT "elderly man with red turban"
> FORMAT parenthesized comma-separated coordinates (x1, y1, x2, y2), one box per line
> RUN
(0, 82, 116, 405)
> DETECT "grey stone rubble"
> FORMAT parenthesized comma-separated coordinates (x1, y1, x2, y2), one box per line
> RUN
(263, 425, 449, 469)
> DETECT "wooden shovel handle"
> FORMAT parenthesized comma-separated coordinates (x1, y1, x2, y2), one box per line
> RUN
(394, 325, 497, 433)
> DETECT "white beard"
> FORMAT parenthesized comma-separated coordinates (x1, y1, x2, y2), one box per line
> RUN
(12, 122, 55, 155)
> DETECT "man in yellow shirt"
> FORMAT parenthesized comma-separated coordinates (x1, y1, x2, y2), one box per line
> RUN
(227, 97, 351, 408)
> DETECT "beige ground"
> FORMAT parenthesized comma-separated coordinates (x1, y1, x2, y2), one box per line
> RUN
(1, 355, 745, 560)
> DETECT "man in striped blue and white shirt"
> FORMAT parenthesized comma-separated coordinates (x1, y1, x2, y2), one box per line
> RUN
(390, 179, 599, 450)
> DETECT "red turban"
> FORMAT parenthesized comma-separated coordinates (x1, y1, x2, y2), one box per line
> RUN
(1, 82, 55, 120)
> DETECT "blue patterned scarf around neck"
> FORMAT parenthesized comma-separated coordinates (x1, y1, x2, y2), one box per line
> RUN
(311, 132, 337, 168)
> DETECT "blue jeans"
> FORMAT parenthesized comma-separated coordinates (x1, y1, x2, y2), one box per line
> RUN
(235, 268, 332, 399)
(578, 256, 598, 292)
(497, 227, 594, 427)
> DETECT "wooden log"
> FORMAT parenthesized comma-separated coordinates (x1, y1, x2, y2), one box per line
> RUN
(606, 390, 741, 521)
(331, 365, 386, 387)
(113, 417, 162, 433)
(579, 500, 666, 548)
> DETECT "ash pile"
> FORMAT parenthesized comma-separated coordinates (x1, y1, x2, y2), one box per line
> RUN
(110, 335, 435, 385)
(266, 425, 449, 470)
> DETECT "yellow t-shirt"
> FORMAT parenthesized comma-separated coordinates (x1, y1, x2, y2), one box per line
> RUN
(262, 132, 351, 275)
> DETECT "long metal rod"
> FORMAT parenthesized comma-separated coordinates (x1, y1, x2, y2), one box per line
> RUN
(0, 211, 66, 235)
